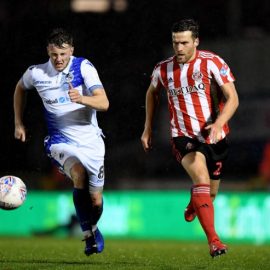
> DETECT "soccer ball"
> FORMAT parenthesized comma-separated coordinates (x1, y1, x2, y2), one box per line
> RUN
(0, 175, 27, 210)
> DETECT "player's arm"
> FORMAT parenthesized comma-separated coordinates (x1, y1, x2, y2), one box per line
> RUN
(206, 81, 239, 143)
(68, 83, 109, 111)
(14, 80, 27, 142)
(141, 83, 161, 152)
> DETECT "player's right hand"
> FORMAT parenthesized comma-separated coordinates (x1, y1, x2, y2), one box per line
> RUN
(141, 129, 152, 153)
(14, 124, 26, 142)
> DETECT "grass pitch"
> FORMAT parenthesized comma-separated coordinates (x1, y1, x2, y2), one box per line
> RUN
(0, 237, 269, 270)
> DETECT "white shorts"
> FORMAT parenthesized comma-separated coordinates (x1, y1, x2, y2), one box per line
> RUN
(45, 135, 105, 189)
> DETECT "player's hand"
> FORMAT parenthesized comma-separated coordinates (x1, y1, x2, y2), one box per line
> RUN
(68, 82, 83, 104)
(14, 124, 26, 142)
(205, 122, 223, 144)
(141, 128, 152, 153)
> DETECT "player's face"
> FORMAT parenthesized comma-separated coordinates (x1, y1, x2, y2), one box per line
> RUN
(47, 43, 74, 71)
(172, 31, 199, 64)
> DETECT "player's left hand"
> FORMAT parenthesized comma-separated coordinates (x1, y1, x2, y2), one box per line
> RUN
(205, 122, 223, 144)
(68, 82, 83, 104)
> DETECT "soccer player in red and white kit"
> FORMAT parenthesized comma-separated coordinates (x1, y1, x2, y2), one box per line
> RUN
(141, 19, 239, 257)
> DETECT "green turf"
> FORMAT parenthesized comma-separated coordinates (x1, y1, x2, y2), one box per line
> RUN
(0, 237, 269, 270)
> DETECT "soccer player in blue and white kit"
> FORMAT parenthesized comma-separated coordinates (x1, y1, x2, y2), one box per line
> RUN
(13, 28, 109, 256)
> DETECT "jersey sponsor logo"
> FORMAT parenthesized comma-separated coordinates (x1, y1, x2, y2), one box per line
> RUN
(35, 81, 52, 85)
(168, 83, 206, 96)
(44, 98, 58, 104)
(44, 96, 70, 104)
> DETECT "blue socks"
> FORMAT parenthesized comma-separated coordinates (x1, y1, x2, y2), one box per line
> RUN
(73, 188, 92, 232)
(72, 188, 103, 234)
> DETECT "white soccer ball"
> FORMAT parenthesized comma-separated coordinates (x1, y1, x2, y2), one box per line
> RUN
(0, 175, 27, 210)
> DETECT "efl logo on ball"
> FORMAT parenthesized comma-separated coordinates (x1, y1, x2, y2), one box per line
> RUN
(0, 176, 27, 210)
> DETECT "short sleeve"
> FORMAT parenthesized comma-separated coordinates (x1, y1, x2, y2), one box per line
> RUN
(21, 66, 35, 90)
(80, 60, 103, 93)
(151, 64, 162, 89)
(209, 56, 235, 86)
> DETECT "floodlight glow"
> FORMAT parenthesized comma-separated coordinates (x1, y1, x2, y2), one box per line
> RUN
(71, 0, 110, 13)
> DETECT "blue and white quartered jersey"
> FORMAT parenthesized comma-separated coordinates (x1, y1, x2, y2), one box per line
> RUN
(21, 56, 104, 146)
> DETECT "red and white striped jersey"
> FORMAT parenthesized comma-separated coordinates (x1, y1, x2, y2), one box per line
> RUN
(151, 50, 235, 144)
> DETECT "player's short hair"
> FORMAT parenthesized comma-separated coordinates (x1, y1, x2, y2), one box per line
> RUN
(171, 19, 199, 39)
(47, 28, 74, 47)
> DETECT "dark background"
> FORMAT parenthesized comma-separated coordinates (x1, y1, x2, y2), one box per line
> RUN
(1, 0, 270, 190)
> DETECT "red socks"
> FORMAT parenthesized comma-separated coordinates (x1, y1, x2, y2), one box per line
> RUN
(191, 184, 219, 243)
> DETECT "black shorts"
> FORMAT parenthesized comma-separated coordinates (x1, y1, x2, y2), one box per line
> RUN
(172, 136, 229, 180)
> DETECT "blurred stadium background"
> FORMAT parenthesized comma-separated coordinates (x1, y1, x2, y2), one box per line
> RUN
(1, 0, 270, 244)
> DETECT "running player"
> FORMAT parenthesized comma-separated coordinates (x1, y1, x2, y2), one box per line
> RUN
(14, 28, 109, 256)
(141, 19, 239, 257)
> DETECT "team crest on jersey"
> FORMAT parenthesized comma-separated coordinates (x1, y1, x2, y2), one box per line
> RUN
(220, 64, 228, 77)
(192, 71, 203, 82)
(65, 72, 74, 83)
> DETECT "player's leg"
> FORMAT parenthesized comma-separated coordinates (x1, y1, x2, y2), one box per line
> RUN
(68, 160, 93, 239)
(171, 137, 198, 221)
(45, 142, 92, 237)
(207, 165, 227, 256)
(184, 187, 196, 222)
(89, 190, 103, 232)
(210, 179, 220, 201)
(46, 141, 105, 255)
(185, 179, 220, 222)
(181, 151, 226, 257)
(83, 187, 104, 255)
(68, 159, 105, 256)
(80, 136, 105, 256)
(184, 139, 227, 223)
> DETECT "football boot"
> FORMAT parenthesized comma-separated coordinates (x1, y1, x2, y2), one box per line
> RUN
(84, 228, 104, 256)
